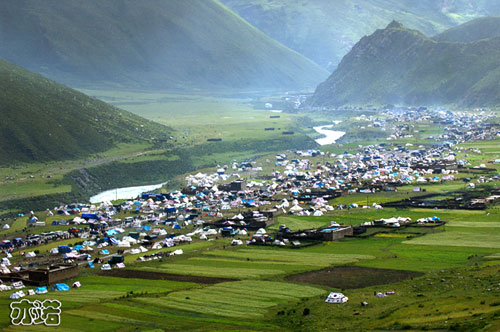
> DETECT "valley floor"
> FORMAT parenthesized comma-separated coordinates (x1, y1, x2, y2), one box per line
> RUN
(1, 98, 500, 331)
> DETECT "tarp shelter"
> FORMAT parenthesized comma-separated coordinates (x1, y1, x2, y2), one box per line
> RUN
(106, 229, 118, 236)
(35, 286, 48, 294)
(82, 213, 99, 220)
(10, 292, 21, 299)
(58, 245, 72, 254)
(52, 283, 70, 291)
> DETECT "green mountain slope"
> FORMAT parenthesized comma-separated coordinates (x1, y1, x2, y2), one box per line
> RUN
(0, 58, 167, 165)
(0, 0, 327, 91)
(433, 17, 500, 42)
(309, 19, 500, 107)
(220, 0, 500, 70)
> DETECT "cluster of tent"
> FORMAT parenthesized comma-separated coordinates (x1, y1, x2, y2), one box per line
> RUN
(417, 216, 441, 224)
(362, 216, 412, 228)
(8, 282, 80, 299)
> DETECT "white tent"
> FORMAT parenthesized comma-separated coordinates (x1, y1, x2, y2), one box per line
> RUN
(0, 284, 12, 292)
(255, 228, 266, 235)
(325, 292, 348, 304)
(313, 210, 323, 217)
(117, 241, 131, 248)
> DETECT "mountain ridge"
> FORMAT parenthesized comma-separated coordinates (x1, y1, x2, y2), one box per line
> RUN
(309, 18, 500, 107)
(0, 58, 168, 165)
(0, 0, 327, 91)
(220, 0, 500, 70)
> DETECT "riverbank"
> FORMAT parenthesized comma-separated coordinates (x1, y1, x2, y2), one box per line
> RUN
(90, 181, 168, 203)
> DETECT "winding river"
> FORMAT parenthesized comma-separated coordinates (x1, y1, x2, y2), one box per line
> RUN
(313, 121, 345, 145)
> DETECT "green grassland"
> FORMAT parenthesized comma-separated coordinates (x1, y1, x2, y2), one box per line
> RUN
(91, 90, 311, 148)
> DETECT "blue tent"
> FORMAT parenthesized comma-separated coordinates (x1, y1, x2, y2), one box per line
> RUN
(52, 283, 70, 291)
(35, 286, 48, 294)
(74, 245, 84, 251)
(109, 238, 119, 245)
(58, 245, 72, 254)
(100, 249, 109, 255)
(82, 213, 99, 220)
(173, 224, 182, 229)
(88, 262, 94, 268)
(142, 226, 151, 231)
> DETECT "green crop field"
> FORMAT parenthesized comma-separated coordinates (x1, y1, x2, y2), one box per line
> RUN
(404, 230, 500, 248)
(132, 280, 326, 319)
(134, 248, 374, 279)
